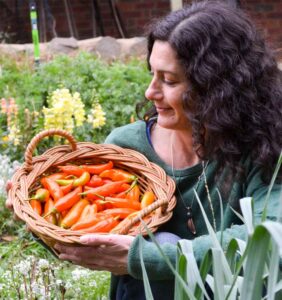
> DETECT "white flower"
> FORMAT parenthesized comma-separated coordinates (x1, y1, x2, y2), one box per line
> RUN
(38, 258, 49, 270)
(71, 268, 90, 281)
(14, 260, 31, 276)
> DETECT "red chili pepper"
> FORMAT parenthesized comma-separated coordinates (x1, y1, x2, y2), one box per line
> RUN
(30, 199, 42, 216)
(41, 177, 64, 203)
(102, 197, 141, 210)
(99, 168, 137, 182)
(80, 180, 127, 200)
(85, 175, 105, 188)
(60, 183, 73, 195)
(80, 216, 119, 233)
(101, 208, 138, 219)
(43, 198, 57, 225)
(46, 172, 67, 180)
(141, 191, 155, 209)
(29, 188, 50, 202)
(60, 199, 90, 229)
(57, 165, 86, 177)
(80, 161, 114, 175)
(45, 186, 82, 215)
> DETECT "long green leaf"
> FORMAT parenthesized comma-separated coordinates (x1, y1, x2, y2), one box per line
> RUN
(240, 226, 270, 299)
(138, 235, 154, 300)
(239, 197, 254, 235)
(178, 240, 211, 300)
(194, 190, 234, 285)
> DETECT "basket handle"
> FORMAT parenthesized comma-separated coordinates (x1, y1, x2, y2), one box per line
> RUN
(24, 129, 77, 171)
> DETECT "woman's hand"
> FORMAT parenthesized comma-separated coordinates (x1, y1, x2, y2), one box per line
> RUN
(54, 234, 135, 275)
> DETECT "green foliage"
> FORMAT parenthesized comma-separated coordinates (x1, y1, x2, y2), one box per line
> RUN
(0, 52, 151, 161)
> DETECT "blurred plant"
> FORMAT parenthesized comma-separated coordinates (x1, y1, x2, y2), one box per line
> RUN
(0, 154, 20, 198)
(0, 254, 110, 300)
(0, 98, 21, 146)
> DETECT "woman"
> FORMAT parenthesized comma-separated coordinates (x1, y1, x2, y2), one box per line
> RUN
(7, 1, 282, 299)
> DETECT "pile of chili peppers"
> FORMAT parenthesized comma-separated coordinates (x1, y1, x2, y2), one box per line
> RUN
(28, 161, 156, 233)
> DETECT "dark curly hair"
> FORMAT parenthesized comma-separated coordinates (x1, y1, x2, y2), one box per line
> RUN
(139, 0, 282, 182)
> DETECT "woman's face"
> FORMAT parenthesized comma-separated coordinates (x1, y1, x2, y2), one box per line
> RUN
(145, 40, 190, 130)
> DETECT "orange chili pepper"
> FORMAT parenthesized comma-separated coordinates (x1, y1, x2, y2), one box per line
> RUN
(57, 165, 86, 177)
(101, 208, 138, 219)
(46, 172, 67, 180)
(85, 175, 105, 188)
(126, 184, 140, 202)
(80, 216, 119, 233)
(56, 171, 90, 187)
(60, 199, 90, 229)
(71, 210, 105, 231)
(99, 168, 137, 182)
(41, 177, 64, 203)
(43, 198, 57, 225)
(75, 203, 97, 223)
(141, 191, 155, 209)
(29, 188, 50, 202)
(101, 197, 141, 210)
(45, 186, 82, 215)
(81, 161, 114, 175)
(30, 199, 42, 216)
(60, 183, 73, 195)
(80, 180, 127, 200)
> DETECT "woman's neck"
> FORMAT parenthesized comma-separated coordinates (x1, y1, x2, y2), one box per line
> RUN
(151, 124, 200, 169)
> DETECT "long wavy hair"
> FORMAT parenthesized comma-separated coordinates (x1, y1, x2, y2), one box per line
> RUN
(139, 0, 282, 182)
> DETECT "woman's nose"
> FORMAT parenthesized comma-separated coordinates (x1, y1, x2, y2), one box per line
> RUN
(145, 78, 162, 101)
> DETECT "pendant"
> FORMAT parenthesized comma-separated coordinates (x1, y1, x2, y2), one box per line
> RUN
(186, 206, 196, 235)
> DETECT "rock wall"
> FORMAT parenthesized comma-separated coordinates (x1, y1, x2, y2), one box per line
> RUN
(0, 36, 147, 61)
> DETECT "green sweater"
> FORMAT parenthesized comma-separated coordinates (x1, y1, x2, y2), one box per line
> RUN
(104, 121, 280, 297)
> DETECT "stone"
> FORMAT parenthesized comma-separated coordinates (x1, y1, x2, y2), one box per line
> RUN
(47, 37, 78, 54)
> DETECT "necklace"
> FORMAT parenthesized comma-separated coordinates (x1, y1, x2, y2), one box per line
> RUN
(170, 137, 209, 235)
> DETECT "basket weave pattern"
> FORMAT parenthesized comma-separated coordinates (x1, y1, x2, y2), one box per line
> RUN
(9, 129, 176, 249)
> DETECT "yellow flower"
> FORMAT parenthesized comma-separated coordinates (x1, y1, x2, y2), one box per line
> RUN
(87, 103, 106, 129)
(43, 88, 86, 133)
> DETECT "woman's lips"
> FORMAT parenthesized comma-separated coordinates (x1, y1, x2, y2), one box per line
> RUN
(155, 106, 171, 113)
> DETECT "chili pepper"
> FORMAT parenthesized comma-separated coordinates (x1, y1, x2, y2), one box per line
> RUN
(56, 171, 90, 187)
(99, 168, 137, 182)
(126, 184, 140, 202)
(57, 165, 85, 177)
(46, 172, 67, 180)
(44, 186, 82, 216)
(141, 191, 155, 209)
(80, 216, 119, 233)
(41, 177, 64, 203)
(30, 199, 42, 215)
(101, 197, 141, 210)
(80, 180, 127, 200)
(60, 199, 89, 229)
(101, 208, 138, 219)
(71, 210, 105, 231)
(81, 161, 114, 175)
(43, 198, 57, 225)
(29, 188, 50, 202)
(60, 182, 73, 195)
(85, 175, 105, 188)
(75, 203, 97, 224)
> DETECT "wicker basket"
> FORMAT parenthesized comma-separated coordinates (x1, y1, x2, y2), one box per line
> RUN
(8, 129, 176, 252)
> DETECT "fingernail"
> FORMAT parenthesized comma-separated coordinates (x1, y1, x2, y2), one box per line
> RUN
(80, 235, 91, 243)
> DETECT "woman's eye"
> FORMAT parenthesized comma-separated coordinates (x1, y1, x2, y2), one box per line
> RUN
(163, 78, 176, 85)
